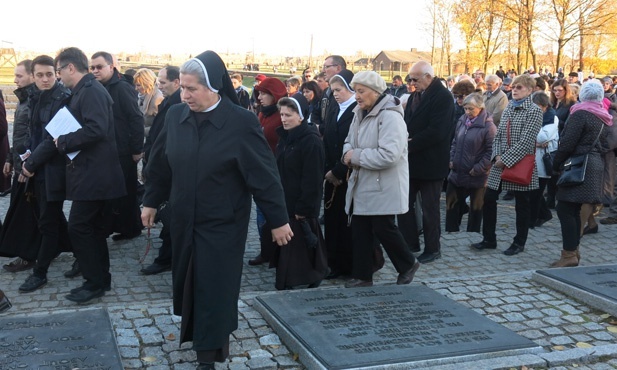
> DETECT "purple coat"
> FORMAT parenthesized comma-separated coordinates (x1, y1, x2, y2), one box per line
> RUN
(448, 109, 496, 188)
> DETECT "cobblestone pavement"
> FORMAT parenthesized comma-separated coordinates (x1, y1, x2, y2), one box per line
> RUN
(2, 113, 617, 369)
(2, 195, 617, 370)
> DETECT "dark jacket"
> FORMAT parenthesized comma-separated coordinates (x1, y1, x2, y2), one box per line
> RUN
(144, 88, 181, 162)
(323, 100, 356, 180)
(24, 82, 71, 201)
(56, 74, 126, 201)
(102, 69, 144, 156)
(553, 110, 609, 204)
(236, 87, 251, 110)
(388, 85, 406, 98)
(275, 123, 324, 218)
(142, 96, 288, 350)
(8, 84, 34, 170)
(554, 101, 574, 134)
(404, 77, 456, 180)
(448, 109, 496, 188)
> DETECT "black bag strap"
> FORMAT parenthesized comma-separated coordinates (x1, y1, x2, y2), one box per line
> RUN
(587, 124, 604, 155)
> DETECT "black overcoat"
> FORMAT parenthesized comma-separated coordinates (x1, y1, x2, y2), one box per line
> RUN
(56, 74, 126, 201)
(144, 88, 181, 162)
(142, 96, 288, 351)
(404, 78, 456, 180)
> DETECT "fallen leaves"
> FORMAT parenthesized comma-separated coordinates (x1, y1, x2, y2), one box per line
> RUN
(575, 342, 593, 348)
(166, 333, 176, 340)
(552, 345, 565, 351)
(142, 356, 157, 362)
(608, 326, 617, 333)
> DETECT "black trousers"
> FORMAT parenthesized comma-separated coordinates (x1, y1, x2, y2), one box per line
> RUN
(69, 200, 112, 290)
(111, 155, 142, 236)
(153, 223, 172, 266)
(351, 215, 415, 281)
(323, 181, 353, 275)
(445, 182, 485, 232)
(33, 180, 70, 277)
(529, 177, 552, 226)
(397, 179, 442, 253)
(482, 186, 531, 246)
(556, 201, 581, 251)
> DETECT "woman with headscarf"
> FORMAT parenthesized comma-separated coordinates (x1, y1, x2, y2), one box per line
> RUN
(141, 51, 292, 369)
(342, 71, 419, 288)
(322, 70, 357, 278)
(268, 95, 328, 289)
(551, 81, 611, 267)
(471, 74, 543, 256)
(247, 77, 288, 266)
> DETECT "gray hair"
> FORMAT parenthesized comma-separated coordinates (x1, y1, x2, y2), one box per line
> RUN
(485, 74, 502, 84)
(180, 59, 208, 88)
(411, 61, 435, 78)
(579, 80, 604, 102)
(463, 93, 485, 109)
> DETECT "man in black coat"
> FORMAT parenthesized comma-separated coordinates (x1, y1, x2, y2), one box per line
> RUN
(91, 51, 144, 241)
(54, 47, 126, 303)
(140, 66, 181, 276)
(19, 55, 72, 292)
(398, 61, 455, 264)
(141, 51, 292, 369)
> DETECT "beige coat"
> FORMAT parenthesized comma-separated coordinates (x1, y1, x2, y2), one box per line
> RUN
(343, 95, 409, 216)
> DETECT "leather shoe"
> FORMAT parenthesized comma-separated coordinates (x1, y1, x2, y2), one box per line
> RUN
(583, 225, 598, 235)
(248, 254, 267, 266)
(504, 243, 524, 256)
(345, 279, 373, 288)
(65, 288, 105, 303)
(111, 232, 142, 241)
(64, 261, 81, 278)
(397, 261, 420, 285)
(3, 257, 35, 273)
(0, 289, 11, 313)
(417, 251, 441, 263)
(70, 284, 111, 294)
(140, 263, 171, 275)
(19, 275, 47, 292)
(325, 270, 343, 280)
(471, 241, 497, 250)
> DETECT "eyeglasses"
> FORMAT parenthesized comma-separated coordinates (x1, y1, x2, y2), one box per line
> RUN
(408, 77, 420, 83)
(454, 95, 465, 99)
(512, 85, 526, 90)
(323, 64, 337, 69)
(90, 64, 109, 71)
(56, 64, 69, 73)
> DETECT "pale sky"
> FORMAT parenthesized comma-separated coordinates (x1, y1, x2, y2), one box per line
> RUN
(1, 0, 432, 59)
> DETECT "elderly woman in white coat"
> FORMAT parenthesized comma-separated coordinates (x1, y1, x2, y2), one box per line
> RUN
(529, 92, 559, 228)
(342, 71, 419, 288)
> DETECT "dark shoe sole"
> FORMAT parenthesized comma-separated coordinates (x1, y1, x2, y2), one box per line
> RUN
(140, 265, 172, 275)
(504, 245, 525, 256)
(65, 289, 105, 304)
(19, 278, 47, 293)
(471, 242, 497, 250)
(397, 261, 420, 285)
(417, 252, 442, 264)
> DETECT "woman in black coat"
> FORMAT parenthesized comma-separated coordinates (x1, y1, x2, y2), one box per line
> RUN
(142, 51, 292, 369)
(269, 96, 328, 289)
(551, 81, 611, 268)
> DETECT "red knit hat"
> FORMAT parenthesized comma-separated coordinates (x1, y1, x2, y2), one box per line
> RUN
(254, 77, 287, 102)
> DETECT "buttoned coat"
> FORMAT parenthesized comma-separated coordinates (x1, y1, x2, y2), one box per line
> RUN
(404, 77, 456, 180)
(483, 89, 509, 127)
(343, 94, 409, 216)
(487, 96, 543, 191)
(142, 96, 289, 351)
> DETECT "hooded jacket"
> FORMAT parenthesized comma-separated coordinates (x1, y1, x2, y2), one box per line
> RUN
(255, 78, 287, 153)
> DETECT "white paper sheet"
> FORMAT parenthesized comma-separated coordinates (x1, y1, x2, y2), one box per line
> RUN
(45, 107, 81, 160)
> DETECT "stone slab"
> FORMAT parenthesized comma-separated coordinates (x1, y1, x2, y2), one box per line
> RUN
(255, 285, 542, 370)
(534, 264, 617, 317)
(0, 308, 124, 370)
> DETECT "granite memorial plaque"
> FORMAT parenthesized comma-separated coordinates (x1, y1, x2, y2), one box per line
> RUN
(534, 264, 617, 316)
(255, 285, 541, 369)
(0, 308, 123, 370)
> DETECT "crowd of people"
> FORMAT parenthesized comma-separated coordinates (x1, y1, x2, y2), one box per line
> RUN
(1, 48, 617, 368)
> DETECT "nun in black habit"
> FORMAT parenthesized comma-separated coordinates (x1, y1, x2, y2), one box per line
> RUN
(141, 51, 293, 369)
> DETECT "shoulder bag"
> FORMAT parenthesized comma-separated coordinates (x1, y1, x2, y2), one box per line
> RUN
(500, 120, 535, 186)
(557, 125, 603, 187)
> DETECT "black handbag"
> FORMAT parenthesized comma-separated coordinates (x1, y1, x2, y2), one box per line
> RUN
(557, 125, 603, 187)
(542, 148, 554, 172)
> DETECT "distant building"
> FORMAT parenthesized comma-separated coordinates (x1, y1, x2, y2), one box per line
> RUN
(372, 49, 431, 75)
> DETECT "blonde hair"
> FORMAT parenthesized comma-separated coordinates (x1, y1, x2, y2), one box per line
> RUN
(133, 68, 157, 95)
